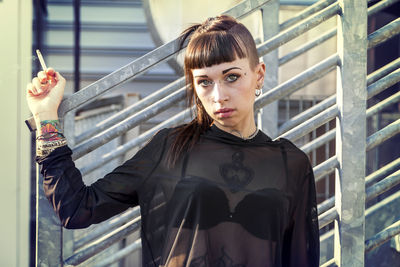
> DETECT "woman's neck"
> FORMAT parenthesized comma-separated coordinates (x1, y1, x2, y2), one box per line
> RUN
(213, 120, 258, 140)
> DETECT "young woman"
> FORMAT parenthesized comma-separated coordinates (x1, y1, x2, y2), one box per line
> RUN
(27, 15, 319, 267)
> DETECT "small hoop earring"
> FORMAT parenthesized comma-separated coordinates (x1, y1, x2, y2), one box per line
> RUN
(255, 88, 262, 97)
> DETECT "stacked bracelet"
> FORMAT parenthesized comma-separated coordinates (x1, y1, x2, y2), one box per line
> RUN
(36, 138, 67, 157)
(36, 131, 65, 141)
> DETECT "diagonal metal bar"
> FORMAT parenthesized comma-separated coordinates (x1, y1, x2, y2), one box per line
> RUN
(320, 258, 336, 267)
(318, 158, 400, 216)
(318, 195, 335, 216)
(74, 207, 140, 250)
(367, 91, 400, 118)
(366, 118, 400, 151)
(80, 108, 192, 175)
(301, 129, 336, 154)
(257, 2, 340, 56)
(278, 94, 336, 135)
(368, 0, 400, 17)
(368, 17, 400, 49)
(319, 170, 400, 229)
(314, 155, 338, 182)
(223, 0, 272, 18)
(367, 67, 400, 99)
(366, 169, 400, 202)
(319, 207, 338, 229)
(74, 78, 186, 144)
(255, 54, 339, 110)
(278, 104, 338, 142)
(279, 28, 337, 66)
(72, 87, 186, 160)
(94, 239, 142, 267)
(64, 215, 141, 266)
(366, 157, 400, 188)
(365, 220, 400, 252)
(367, 58, 400, 86)
(279, 0, 336, 30)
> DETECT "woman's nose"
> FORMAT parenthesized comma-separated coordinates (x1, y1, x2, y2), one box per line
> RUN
(212, 83, 229, 103)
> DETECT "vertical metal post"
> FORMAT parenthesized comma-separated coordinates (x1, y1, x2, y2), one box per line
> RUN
(259, 0, 279, 138)
(36, 167, 63, 266)
(334, 0, 367, 266)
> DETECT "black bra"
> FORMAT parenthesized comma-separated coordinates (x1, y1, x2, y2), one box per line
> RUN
(166, 177, 291, 240)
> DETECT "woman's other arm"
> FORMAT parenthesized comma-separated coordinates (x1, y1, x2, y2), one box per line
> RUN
(27, 69, 169, 229)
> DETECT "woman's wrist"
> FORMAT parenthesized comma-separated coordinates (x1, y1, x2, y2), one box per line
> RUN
(36, 119, 67, 157)
(34, 111, 59, 131)
(37, 120, 64, 141)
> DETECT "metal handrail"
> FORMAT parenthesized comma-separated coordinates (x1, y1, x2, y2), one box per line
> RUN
(279, 28, 337, 66)
(279, 0, 336, 30)
(366, 118, 400, 151)
(367, 90, 400, 118)
(366, 169, 400, 202)
(80, 108, 191, 175)
(318, 169, 400, 228)
(257, 2, 340, 57)
(367, 57, 400, 86)
(74, 77, 186, 144)
(74, 206, 140, 250)
(256, 54, 339, 110)
(72, 86, 186, 160)
(365, 220, 400, 252)
(301, 129, 335, 154)
(278, 94, 336, 135)
(314, 156, 338, 182)
(94, 239, 142, 267)
(64, 215, 141, 265)
(317, 154, 400, 217)
(319, 207, 338, 229)
(365, 157, 400, 188)
(368, 0, 400, 17)
(367, 68, 400, 99)
(279, 104, 338, 141)
(368, 17, 400, 49)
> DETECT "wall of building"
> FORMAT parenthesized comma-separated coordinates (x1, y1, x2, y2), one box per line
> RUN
(0, 0, 32, 266)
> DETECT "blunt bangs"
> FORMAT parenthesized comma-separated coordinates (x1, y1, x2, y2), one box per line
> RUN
(184, 32, 248, 70)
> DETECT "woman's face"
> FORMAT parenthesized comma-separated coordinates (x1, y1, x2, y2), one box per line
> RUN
(192, 57, 265, 133)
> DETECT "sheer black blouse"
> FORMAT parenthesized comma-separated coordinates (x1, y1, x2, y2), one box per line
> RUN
(38, 125, 319, 267)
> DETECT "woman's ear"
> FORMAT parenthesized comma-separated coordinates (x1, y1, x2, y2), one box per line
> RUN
(256, 62, 266, 86)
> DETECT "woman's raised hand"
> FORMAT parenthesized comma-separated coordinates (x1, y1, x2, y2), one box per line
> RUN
(26, 68, 66, 123)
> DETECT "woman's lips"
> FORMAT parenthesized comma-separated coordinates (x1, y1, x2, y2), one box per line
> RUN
(215, 108, 234, 118)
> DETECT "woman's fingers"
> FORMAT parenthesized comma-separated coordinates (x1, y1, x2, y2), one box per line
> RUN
(27, 83, 37, 96)
(32, 77, 48, 94)
(37, 71, 47, 83)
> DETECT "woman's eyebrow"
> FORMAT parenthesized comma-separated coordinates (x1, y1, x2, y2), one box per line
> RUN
(193, 75, 208, 78)
(222, 67, 241, 74)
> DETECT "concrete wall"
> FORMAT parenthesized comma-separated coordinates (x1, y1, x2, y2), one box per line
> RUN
(0, 0, 32, 266)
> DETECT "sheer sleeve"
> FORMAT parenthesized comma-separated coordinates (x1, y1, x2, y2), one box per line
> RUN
(283, 162, 320, 267)
(36, 128, 169, 229)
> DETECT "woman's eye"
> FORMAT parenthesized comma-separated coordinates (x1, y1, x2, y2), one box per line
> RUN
(226, 74, 239, 82)
(198, 80, 213, 87)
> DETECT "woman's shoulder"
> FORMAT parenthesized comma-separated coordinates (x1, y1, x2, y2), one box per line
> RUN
(274, 137, 312, 174)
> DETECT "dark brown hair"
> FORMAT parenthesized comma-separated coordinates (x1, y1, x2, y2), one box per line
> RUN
(167, 15, 259, 167)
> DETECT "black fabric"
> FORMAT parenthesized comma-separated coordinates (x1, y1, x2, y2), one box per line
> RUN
(37, 125, 319, 267)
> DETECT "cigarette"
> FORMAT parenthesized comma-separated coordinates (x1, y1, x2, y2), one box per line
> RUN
(36, 49, 47, 71)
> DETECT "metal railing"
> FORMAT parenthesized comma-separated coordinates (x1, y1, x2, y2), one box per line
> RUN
(33, 0, 400, 266)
